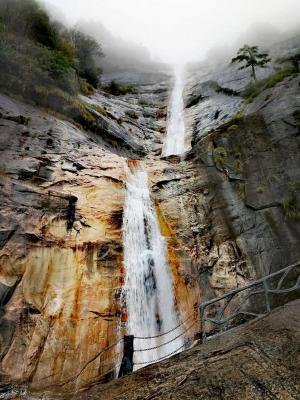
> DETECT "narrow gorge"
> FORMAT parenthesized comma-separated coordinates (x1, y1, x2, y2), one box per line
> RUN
(0, 8, 300, 398)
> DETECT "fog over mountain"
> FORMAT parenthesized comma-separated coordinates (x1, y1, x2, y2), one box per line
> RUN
(41, 0, 300, 66)
(75, 20, 155, 72)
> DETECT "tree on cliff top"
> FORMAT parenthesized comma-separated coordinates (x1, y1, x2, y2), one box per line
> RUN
(231, 45, 271, 81)
(70, 30, 103, 88)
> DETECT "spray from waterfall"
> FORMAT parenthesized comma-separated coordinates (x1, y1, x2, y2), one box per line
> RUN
(122, 161, 184, 368)
(163, 67, 186, 156)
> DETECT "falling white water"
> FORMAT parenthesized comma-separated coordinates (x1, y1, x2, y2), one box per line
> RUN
(163, 67, 186, 156)
(122, 165, 184, 369)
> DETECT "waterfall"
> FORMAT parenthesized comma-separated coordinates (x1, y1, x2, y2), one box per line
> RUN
(122, 163, 184, 368)
(163, 67, 185, 156)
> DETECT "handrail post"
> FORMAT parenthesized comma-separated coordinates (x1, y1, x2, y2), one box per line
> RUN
(118, 335, 134, 378)
(263, 279, 271, 314)
(199, 304, 206, 342)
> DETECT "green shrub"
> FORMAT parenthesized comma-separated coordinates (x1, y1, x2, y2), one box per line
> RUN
(213, 147, 227, 167)
(73, 103, 97, 128)
(104, 80, 136, 96)
(242, 84, 261, 103)
(233, 181, 246, 200)
(28, 6, 60, 49)
(125, 110, 139, 119)
(282, 194, 300, 221)
(117, 117, 124, 125)
(91, 104, 107, 117)
(79, 78, 95, 96)
(233, 110, 244, 121)
(27, 85, 96, 128)
(264, 66, 295, 88)
(256, 186, 264, 194)
(277, 53, 300, 72)
(234, 159, 242, 173)
(228, 124, 239, 132)
(70, 29, 103, 87)
(37, 47, 77, 94)
(139, 100, 149, 107)
(0, 164, 6, 175)
(242, 66, 296, 103)
(0, 0, 103, 119)
(120, 84, 136, 94)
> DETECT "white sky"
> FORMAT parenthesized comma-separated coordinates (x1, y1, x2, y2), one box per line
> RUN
(41, 0, 300, 64)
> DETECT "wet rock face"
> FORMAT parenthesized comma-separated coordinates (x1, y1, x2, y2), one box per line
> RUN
(0, 73, 198, 394)
(188, 73, 300, 277)
(182, 36, 300, 280)
(184, 76, 244, 145)
(0, 55, 299, 397)
(0, 93, 128, 391)
(183, 37, 300, 146)
(82, 71, 170, 158)
(146, 156, 253, 304)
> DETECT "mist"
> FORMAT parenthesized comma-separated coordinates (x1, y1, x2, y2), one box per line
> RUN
(74, 20, 155, 73)
(40, 0, 300, 66)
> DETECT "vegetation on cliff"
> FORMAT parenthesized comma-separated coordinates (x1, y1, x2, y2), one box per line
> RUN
(242, 64, 298, 102)
(0, 0, 103, 125)
(230, 43, 300, 103)
(104, 80, 136, 96)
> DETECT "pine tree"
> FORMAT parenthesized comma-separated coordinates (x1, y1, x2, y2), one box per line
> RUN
(231, 45, 271, 81)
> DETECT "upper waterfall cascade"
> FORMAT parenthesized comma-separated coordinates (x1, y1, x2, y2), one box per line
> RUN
(163, 69, 186, 156)
(122, 164, 184, 368)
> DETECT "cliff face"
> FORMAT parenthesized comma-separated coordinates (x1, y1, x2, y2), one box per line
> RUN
(184, 67, 300, 279)
(0, 93, 126, 391)
(0, 49, 299, 397)
(0, 73, 200, 393)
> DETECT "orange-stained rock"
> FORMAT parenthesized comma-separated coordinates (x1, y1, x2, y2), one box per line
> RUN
(0, 66, 281, 397)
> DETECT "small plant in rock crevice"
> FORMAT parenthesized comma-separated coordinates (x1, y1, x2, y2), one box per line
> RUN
(256, 186, 264, 194)
(139, 100, 149, 107)
(228, 124, 239, 132)
(233, 181, 246, 200)
(91, 104, 107, 117)
(125, 110, 139, 120)
(234, 159, 242, 173)
(232, 110, 244, 122)
(281, 192, 300, 221)
(213, 147, 227, 168)
(0, 164, 6, 175)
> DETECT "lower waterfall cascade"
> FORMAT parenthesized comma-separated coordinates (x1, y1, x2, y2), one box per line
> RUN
(122, 163, 184, 369)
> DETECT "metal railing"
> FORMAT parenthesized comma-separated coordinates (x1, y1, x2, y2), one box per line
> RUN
(199, 261, 300, 341)
(118, 262, 299, 375)
(118, 312, 198, 376)
(49, 262, 299, 387)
